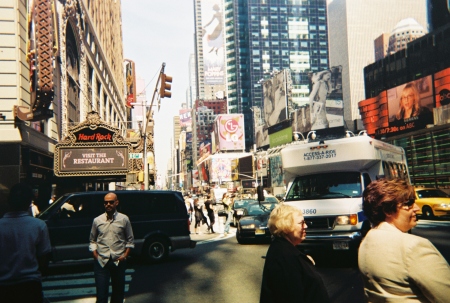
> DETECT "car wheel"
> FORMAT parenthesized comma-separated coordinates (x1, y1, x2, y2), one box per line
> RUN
(422, 206, 434, 219)
(143, 237, 169, 263)
(236, 230, 246, 244)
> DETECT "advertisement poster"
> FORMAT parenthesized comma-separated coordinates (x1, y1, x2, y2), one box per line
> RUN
(291, 66, 344, 132)
(210, 157, 232, 182)
(263, 71, 288, 127)
(179, 109, 192, 128)
(256, 155, 268, 178)
(214, 114, 245, 151)
(192, 170, 199, 187)
(125, 60, 136, 108)
(269, 155, 284, 188)
(376, 76, 434, 136)
(201, 0, 225, 85)
(255, 124, 269, 149)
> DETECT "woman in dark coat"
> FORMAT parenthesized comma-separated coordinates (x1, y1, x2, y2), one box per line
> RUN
(204, 195, 215, 233)
(260, 204, 330, 303)
(193, 198, 209, 234)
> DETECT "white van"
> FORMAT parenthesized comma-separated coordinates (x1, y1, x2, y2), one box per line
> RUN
(281, 135, 409, 253)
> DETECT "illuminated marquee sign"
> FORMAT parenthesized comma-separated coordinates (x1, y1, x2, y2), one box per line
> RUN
(58, 147, 128, 172)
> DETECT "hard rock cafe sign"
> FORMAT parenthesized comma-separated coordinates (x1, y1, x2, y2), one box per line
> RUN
(54, 112, 132, 177)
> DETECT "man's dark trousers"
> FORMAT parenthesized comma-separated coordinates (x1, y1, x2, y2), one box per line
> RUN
(94, 259, 127, 303)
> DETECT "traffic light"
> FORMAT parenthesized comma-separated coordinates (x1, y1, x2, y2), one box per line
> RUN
(159, 73, 172, 98)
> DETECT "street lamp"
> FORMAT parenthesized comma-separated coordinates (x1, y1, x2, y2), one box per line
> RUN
(293, 131, 316, 143)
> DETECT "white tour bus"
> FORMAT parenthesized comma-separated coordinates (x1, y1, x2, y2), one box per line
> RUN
(281, 135, 409, 253)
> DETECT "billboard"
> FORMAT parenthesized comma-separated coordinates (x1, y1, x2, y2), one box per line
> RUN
(199, 140, 211, 158)
(434, 67, 450, 124)
(373, 77, 433, 137)
(125, 60, 136, 108)
(291, 66, 344, 133)
(214, 114, 245, 151)
(269, 120, 292, 148)
(201, 0, 225, 85)
(263, 71, 288, 127)
(186, 132, 193, 143)
(270, 155, 285, 188)
(255, 124, 269, 149)
(210, 158, 233, 182)
(179, 108, 192, 128)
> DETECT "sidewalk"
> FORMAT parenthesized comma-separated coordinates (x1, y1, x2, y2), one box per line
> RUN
(189, 213, 235, 243)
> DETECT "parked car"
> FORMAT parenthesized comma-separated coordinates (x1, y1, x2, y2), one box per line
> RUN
(415, 187, 450, 218)
(263, 195, 279, 203)
(236, 201, 278, 244)
(232, 198, 257, 226)
(37, 190, 196, 263)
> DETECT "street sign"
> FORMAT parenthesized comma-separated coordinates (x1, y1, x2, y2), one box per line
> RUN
(129, 153, 143, 159)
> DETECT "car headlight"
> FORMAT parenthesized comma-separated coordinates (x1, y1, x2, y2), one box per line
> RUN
(241, 224, 255, 229)
(439, 204, 448, 207)
(236, 210, 244, 215)
(335, 214, 358, 225)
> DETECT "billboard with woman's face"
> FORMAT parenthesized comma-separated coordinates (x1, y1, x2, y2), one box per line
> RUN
(359, 75, 435, 138)
(375, 76, 434, 136)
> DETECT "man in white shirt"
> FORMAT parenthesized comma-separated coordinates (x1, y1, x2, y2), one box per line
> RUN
(89, 192, 134, 303)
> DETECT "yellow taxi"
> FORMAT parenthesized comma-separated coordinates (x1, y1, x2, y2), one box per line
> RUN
(415, 187, 450, 218)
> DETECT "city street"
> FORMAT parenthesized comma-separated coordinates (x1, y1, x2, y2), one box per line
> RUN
(42, 218, 450, 303)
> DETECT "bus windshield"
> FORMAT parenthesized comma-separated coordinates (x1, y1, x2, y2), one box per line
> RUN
(285, 172, 362, 201)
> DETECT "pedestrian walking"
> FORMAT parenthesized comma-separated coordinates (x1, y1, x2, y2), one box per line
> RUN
(205, 194, 215, 233)
(359, 178, 450, 302)
(89, 192, 134, 303)
(193, 197, 210, 234)
(260, 204, 330, 303)
(0, 183, 52, 303)
(222, 193, 235, 236)
(185, 194, 193, 232)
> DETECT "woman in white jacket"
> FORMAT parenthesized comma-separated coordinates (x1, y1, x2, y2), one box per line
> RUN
(359, 178, 450, 302)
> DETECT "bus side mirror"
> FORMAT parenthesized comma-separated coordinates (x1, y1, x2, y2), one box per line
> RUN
(257, 186, 264, 202)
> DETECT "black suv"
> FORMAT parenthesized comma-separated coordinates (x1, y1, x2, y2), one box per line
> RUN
(38, 190, 195, 263)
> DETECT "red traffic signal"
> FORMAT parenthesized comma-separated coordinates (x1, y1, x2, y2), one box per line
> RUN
(159, 73, 172, 98)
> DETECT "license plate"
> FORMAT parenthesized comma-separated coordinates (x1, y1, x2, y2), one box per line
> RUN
(255, 229, 265, 235)
(333, 241, 349, 250)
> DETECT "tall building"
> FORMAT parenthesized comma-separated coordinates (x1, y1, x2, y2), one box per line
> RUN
(328, 0, 427, 130)
(193, 0, 227, 100)
(387, 18, 426, 55)
(374, 33, 390, 62)
(224, 0, 330, 150)
(0, 0, 127, 201)
(188, 53, 197, 108)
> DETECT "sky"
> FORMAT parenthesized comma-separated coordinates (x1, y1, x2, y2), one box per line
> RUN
(121, 1, 195, 183)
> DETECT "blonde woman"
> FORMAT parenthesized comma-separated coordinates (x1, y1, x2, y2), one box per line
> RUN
(260, 204, 329, 303)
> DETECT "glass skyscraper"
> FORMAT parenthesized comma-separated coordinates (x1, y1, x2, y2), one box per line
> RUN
(224, 0, 329, 150)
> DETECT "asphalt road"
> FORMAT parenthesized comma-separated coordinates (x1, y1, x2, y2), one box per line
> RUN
(42, 218, 450, 303)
